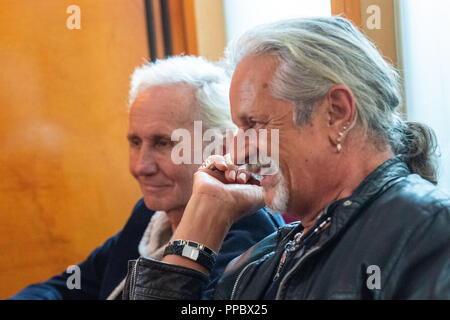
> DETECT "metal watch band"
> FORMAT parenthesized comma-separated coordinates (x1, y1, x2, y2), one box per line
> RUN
(170, 240, 218, 256)
(163, 240, 217, 272)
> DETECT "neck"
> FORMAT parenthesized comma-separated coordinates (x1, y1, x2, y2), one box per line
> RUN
(296, 139, 395, 234)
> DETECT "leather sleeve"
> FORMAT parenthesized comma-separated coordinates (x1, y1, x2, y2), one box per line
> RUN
(123, 257, 209, 300)
(122, 209, 285, 300)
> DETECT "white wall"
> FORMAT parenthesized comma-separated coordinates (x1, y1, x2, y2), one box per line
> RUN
(223, 0, 331, 42)
(398, 0, 450, 190)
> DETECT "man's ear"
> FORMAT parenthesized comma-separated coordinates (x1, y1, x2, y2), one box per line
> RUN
(325, 85, 356, 150)
(327, 85, 355, 126)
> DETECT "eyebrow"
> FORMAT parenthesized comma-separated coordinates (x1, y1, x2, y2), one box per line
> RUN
(127, 133, 172, 142)
(127, 133, 139, 142)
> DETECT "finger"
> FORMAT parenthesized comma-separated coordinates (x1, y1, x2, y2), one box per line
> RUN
(224, 153, 234, 166)
(236, 169, 250, 184)
(198, 155, 227, 172)
(221, 153, 242, 183)
(204, 169, 229, 184)
(195, 167, 231, 185)
(225, 169, 237, 182)
(209, 155, 228, 171)
(197, 155, 239, 185)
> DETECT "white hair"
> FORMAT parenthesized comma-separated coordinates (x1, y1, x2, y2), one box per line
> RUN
(267, 165, 289, 215)
(129, 55, 235, 133)
(225, 17, 439, 183)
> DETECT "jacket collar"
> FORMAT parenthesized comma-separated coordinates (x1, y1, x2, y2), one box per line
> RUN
(325, 155, 411, 237)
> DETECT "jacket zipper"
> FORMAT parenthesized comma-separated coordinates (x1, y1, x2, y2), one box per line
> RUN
(231, 217, 332, 299)
(275, 246, 321, 300)
(273, 239, 300, 281)
(230, 259, 260, 300)
(129, 258, 139, 300)
(273, 250, 288, 281)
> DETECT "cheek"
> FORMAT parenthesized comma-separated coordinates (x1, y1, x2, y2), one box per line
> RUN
(160, 162, 195, 187)
(177, 165, 196, 187)
(128, 150, 138, 177)
(174, 166, 198, 199)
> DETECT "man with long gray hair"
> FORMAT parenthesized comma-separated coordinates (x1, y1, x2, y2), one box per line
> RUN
(124, 17, 449, 300)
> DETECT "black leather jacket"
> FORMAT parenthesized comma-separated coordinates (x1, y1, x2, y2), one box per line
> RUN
(124, 156, 450, 300)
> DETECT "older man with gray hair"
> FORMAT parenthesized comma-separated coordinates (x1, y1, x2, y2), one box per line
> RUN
(124, 17, 450, 300)
(9, 56, 284, 300)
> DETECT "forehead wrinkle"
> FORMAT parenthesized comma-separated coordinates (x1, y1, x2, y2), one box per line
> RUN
(129, 84, 198, 132)
(233, 77, 260, 120)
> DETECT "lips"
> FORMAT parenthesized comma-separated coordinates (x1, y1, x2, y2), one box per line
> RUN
(142, 184, 170, 188)
(140, 182, 172, 192)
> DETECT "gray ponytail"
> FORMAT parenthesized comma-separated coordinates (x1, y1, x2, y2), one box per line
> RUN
(393, 122, 439, 184)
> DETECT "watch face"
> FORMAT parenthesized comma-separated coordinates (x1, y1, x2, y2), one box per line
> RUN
(182, 246, 199, 261)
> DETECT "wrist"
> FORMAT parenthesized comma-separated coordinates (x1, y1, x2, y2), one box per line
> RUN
(172, 193, 234, 253)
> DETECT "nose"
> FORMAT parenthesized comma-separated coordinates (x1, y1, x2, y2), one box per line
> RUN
(133, 144, 158, 177)
(230, 128, 259, 165)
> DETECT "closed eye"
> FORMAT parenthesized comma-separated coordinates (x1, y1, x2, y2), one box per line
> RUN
(153, 137, 174, 149)
(155, 140, 169, 148)
(249, 119, 257, 127)
(127, 135, 141, 148)
(248, 118, 268, 129)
